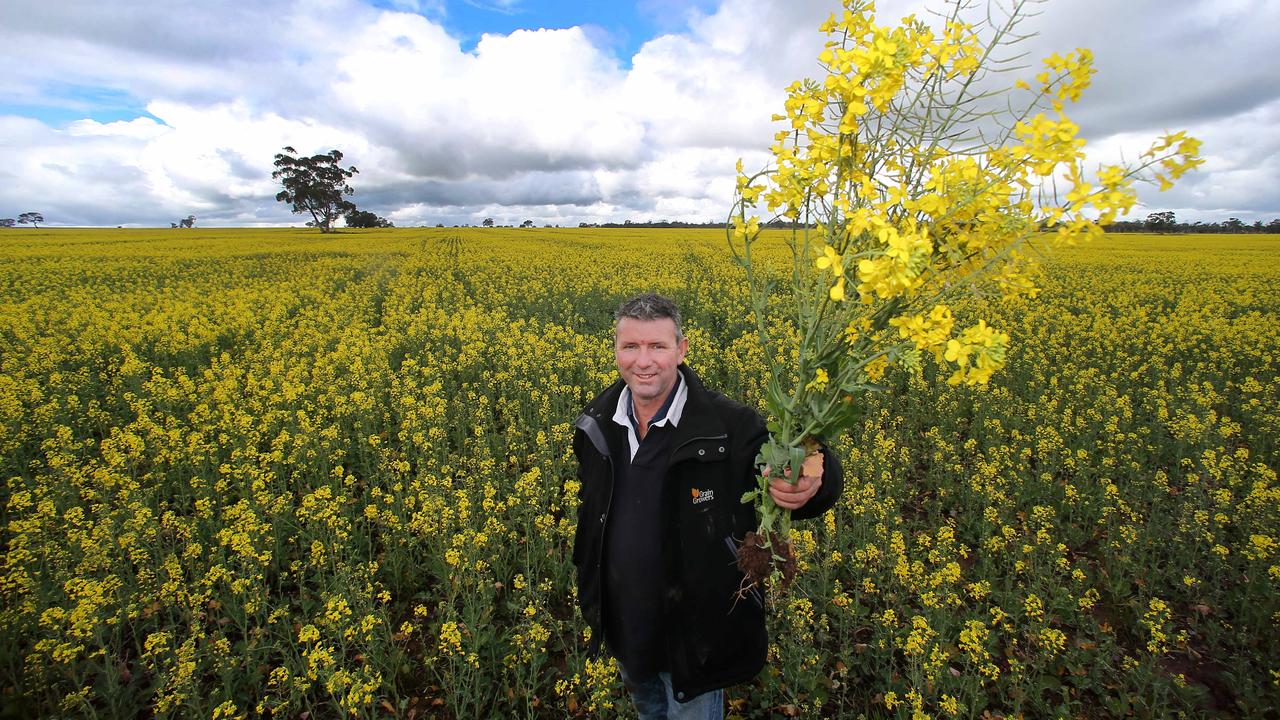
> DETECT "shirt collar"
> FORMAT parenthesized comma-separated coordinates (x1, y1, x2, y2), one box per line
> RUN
(612, 368, 688, 458)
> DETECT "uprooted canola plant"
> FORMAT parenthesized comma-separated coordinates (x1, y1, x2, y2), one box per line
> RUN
(1, 227, 1277, 718)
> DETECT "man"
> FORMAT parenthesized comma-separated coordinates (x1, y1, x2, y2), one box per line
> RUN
(572, 293, 842, 719)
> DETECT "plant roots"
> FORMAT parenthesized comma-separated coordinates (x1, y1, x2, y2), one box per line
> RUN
(736, 530, 797, 594)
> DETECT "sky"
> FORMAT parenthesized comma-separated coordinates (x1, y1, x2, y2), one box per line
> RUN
(1, 0, 1277, 228)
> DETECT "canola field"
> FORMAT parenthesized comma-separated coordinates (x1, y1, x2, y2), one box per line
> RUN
(1, 228, 1277, 719)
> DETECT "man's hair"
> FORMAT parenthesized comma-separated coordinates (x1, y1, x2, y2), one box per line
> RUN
(615, 293, 684, 340)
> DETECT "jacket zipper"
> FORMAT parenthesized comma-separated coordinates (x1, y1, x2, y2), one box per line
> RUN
(594, 422, 727, 648)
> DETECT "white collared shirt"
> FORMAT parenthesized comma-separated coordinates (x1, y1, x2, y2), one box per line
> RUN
(612, 368, 688, 460)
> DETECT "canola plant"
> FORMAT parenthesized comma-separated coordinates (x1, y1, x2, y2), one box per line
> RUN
(0, 227, 1277, 718)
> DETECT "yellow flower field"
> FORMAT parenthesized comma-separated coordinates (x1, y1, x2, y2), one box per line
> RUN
(1, 228, 1277, 718)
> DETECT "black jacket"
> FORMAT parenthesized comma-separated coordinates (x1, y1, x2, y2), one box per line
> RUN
(571, 364, 842, 701)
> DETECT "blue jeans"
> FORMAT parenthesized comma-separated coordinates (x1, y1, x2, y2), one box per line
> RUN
(618, 664, 724, 720)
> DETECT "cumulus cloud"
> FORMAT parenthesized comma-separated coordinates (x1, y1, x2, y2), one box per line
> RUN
(66, 117, 171, 140)
(1024, 0, 1280, 135)
(1, 116, 164, 226)
(332, 18, 645, 179)
(0, 0, 1276, 227)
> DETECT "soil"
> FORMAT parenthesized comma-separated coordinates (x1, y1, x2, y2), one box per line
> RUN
(737, 530, 797, 592)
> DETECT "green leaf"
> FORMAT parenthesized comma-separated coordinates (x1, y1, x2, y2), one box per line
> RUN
(788, 445, 806, 477)
(761, 442, 790, 469)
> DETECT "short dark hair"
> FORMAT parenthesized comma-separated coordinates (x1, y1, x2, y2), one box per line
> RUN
(615, 293, 684, 340)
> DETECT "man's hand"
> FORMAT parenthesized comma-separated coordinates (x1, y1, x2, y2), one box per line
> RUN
(765, 451, 823, 510)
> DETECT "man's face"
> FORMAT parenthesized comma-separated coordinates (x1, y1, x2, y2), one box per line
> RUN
(614, 316, 688, 407)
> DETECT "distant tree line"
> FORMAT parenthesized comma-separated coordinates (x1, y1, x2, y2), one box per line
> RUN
(344, 209, 393, 228)
(570, 214, 1280, 234)
(574, 218, 839, 229)
(3, 189, 1275, 236)
(577, 219, 730, 229)
(1104, 211, 1280, 234)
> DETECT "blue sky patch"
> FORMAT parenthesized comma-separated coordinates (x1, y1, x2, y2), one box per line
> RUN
(368, 0, 718, 67)
(1, 85, 158, 128)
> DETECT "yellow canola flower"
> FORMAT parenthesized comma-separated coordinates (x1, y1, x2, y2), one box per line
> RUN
(1040, 48, 1095, 102)
(855, 223, 932, 300)
(298, 624, 320, 644)
(1013, 111, 1085, 176)
(805, 368, 830, 392)
(815, 244, 847, 300)
(735, 159, 765, 204)
(889, 304, 954, 351)
(732, 215, 761, 245)
(838, 89, 870, 133)
(943, 320, 1009, 386)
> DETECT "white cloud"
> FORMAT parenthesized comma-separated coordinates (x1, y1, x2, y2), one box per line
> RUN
(623, 33, 777, 151)
(0, 116, 164, 225)
(1131, 98, 1280, 217)
(66, 117, 170, 140)
(331, 18, 644, 179)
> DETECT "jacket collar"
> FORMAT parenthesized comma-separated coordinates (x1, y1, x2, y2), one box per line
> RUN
(665, 365, 728, 448)
(581, 364, 727, 454)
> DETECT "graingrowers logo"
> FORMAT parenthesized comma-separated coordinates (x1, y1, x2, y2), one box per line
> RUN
(691, 487, 715, 505)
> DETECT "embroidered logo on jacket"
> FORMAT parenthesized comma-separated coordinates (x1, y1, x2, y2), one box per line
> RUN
(691, 487, 715, 505)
